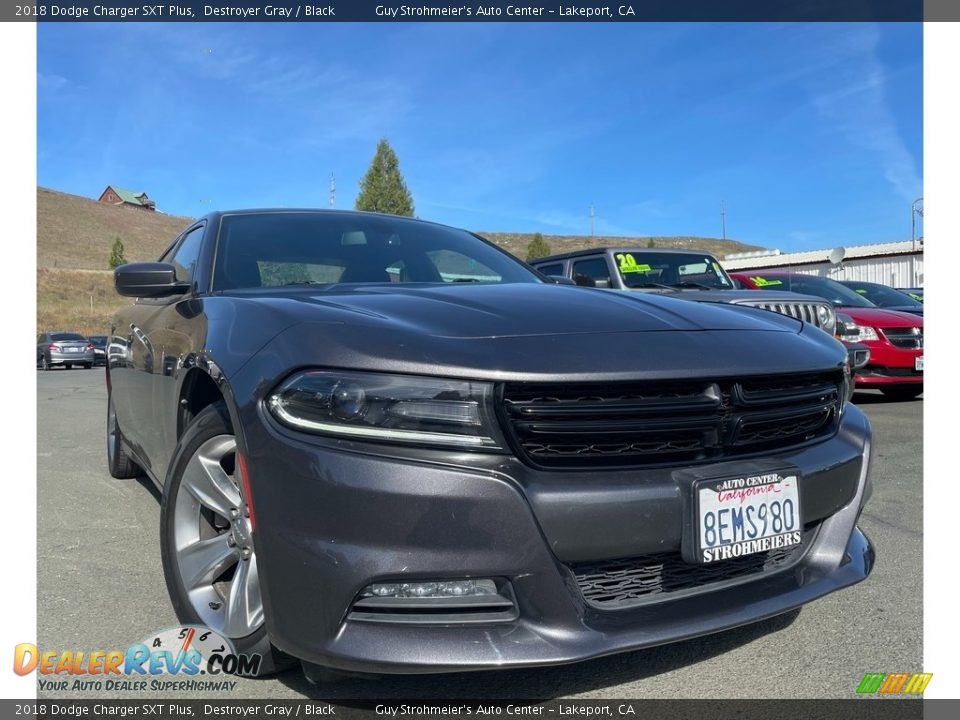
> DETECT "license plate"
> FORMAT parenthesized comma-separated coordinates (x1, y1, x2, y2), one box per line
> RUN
(67, 347, 80, 353)
(915, 356, 924, 371)
(696, 472, 802, 564)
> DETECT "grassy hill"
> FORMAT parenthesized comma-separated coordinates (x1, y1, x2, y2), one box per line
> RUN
(38, 187, 194, 270)
(481, 232, 761, 261)
(36, 187, 762, 334)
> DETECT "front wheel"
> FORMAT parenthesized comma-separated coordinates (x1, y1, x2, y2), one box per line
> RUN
(881, 386, 923, 401)
(159, 402, 290, 676)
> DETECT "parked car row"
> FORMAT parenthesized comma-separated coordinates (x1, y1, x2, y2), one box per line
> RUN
(104, 210, 876, 682)
(36, 332, 108, 370)
(528, 248, 923, 400)
(730, 273, 923, 401)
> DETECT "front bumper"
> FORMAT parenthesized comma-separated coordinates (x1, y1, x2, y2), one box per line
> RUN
(241, 403, 874, 674)
(854, 341, 922, 388)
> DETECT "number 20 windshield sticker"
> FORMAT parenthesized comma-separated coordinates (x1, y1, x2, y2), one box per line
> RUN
(616, 254, 652, 274)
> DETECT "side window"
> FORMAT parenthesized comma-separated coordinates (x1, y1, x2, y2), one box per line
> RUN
(535, 263, 564, 277)
(572, 257, 612, 288)
(169, 226, 205, 284)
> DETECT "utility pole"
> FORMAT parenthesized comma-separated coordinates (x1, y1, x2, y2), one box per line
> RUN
(720, 201, 727, 241)
(911, 197, 923, 250)
(590, 205, 595, 237)
(329, 173, 336, 208)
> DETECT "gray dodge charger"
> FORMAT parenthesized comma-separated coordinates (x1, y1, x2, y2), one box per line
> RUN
(107, 209, 874, 679)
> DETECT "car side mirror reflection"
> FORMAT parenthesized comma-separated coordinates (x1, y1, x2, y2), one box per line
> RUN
(114, 262, 191, 298)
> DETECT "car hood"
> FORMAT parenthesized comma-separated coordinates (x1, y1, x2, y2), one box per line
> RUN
(840, 306, 924, 328)
(208, 284, 850, 384)
(229, 283, 804, 339)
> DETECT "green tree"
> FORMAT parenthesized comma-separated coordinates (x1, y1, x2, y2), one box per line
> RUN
(526, 233, 551, 261)
(355, 138, 415, 216)
(108, 236, 127, 269)
(647, 238, 656, 248)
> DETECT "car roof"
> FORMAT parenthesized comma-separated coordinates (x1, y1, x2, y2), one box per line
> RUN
(531, 247, 718, 263)
(201, 208, 471, 234)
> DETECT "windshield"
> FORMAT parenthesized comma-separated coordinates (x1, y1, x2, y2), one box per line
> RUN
(614, 251, 733, 289)
(841, 282, 923, 309)
(51, 333, 86, 342)
(212, 212, 539, 291)
(88, 336, 108, 347)
(746, 274, 876, 307)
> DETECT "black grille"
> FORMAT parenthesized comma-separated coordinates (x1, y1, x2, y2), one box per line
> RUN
(571, 530, 813, 609)
(737, 300, 829, 328)
(882, 327, 923, 349)
(501, 372, 842, 469)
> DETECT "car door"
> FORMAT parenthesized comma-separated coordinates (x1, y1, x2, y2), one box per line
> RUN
(119, 224, 207, 481)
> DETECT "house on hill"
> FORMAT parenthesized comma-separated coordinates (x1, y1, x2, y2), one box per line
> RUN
(98, 185, 156, 211)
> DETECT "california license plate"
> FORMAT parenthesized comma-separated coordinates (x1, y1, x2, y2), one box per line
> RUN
(915, 356, 924, 371)
(696, 472, 802, 564)
(68, 347, 80, 353)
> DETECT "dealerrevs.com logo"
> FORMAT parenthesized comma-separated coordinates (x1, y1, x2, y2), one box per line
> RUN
(15, 626, 261, 692)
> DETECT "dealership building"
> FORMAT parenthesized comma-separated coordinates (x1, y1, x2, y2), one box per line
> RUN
(721, 240, 924, 288)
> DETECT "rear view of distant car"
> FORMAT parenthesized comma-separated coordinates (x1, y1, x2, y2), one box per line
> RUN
(87, 335, 109, 366)
(37, 332, 95, 370)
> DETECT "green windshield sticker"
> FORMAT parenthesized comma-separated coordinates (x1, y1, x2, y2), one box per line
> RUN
(855, 288, 867, 294)
(909, 292, 923, 302)
(750, 276, 783, 287)
(616, 254, 651, 274)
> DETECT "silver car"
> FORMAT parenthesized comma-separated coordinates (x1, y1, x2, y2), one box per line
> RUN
(36, 331, 95, 370)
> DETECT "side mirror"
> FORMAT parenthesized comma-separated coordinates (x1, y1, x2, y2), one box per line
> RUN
(115, 262, 190, 298)
(547, 275, 576, 286)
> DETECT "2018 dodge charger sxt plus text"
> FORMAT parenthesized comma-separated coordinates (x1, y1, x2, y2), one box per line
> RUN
(108, 210, 874, 679)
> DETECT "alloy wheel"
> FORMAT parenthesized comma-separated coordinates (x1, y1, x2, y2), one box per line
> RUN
(172, 435, 263, 638)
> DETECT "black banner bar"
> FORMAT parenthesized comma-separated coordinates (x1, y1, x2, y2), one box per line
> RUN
(3, 1, 932, 24)
(9, 698, 947, 720)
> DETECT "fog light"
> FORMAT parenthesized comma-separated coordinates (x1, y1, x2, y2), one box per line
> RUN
(361, 578, 499, 598)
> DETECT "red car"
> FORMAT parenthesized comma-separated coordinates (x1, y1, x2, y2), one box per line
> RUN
(731, 272, 923, 400)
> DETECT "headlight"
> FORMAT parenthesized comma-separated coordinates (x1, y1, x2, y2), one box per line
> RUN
(816, 305, 836, 335)
(267, 370, 506, 450)
(856, 326, 880, 342)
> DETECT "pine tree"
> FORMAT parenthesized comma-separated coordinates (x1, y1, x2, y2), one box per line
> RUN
(355, 139, 415, 216)
(647, 238, 656, 248)
(526, 233, 551, 261)
(108, 236, 127, 269)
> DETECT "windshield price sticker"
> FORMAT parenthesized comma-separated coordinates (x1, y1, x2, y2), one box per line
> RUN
(616, 254, 652, 274)
(697, 473, 801, 563)
(750, 276, 783, 287)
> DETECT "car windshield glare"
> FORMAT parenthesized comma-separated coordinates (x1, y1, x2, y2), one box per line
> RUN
(614, 251, 733, 289)
(212, 212, 540, 291)
(51, 333, 86, 342)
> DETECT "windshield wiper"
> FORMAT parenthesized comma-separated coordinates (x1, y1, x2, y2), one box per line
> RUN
(670, 281, 714, 290)
(629, 282, 676, 290)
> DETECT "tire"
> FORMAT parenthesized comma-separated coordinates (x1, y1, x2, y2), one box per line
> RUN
(107, 392, 142, 479)
(41, 356, 51, 371)
(84, 363, 93, 370)
(881, 386, 923, 401)
(159, 402, 291, 676)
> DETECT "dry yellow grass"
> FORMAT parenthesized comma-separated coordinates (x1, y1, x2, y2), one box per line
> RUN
(38, 187, 194, 270)
(37, 268, 133, 336)
(481, 232, 761, 261)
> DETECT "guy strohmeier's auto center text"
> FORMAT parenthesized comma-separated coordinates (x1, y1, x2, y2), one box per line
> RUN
(19, 4, 638, 20)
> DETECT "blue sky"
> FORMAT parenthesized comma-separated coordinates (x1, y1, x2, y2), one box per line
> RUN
(37, 22, 922, 251)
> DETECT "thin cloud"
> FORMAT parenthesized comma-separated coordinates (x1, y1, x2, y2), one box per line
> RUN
(806, 25, 921, 202)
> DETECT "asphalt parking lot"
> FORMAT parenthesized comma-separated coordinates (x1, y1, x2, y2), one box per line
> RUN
(37, 368, 922, 700)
